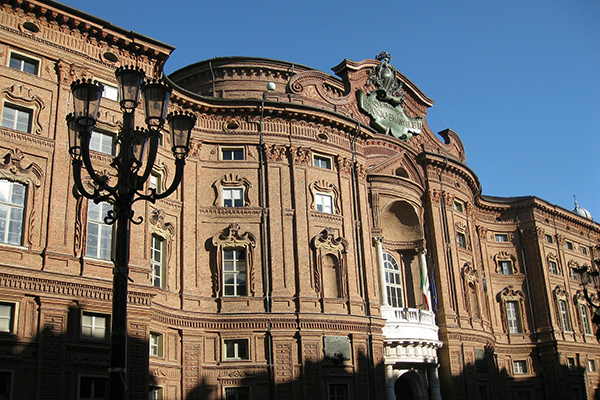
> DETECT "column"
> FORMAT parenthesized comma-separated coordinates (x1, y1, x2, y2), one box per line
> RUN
(386, 364, 395, 400)
(428, 365, 442, 400)
(373, 236, 388, 306)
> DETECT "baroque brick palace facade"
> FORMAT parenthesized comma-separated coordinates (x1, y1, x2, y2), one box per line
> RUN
(0, 1, 599, 399)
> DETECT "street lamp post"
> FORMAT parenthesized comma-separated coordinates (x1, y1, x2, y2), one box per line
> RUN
(573, 264, 600, 340)
(67, 66, 196, 399)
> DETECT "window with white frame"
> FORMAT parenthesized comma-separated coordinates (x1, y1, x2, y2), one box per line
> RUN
(224, 338, 249, 360)
(454, 201, 464, 212)
(315, 193, 333, 214)
(506, 301, 522, 333)
(79, 376, 108, 400)
(9, 53, 38, 74)
(1, 104, 32, 133)
(0, 179, 26, 245)
(0, 303, 15, 333)
(222, 187, 244, 207)
(225, 387, 250, 400)
(149, 386, 163, 400)
(150, 235, 165, 289)
(101, 83, 118, 101)
(558, 300, 571, 332)
(86, 202, 113, 260)
(457, 232, 467, 249)
(313, 155, 332, 169)
(149, 332, 163, 357)
(221, 148, 244, 161)
(328, 383, 349, 400)
(149, 173, 161, 194)
(513, 360, 528, 374)
(383, 252, 404, 308)
(579, 304, 592, 335)
(589, 359, 597, 372)
(495, 234, 508, 242)
(549, 260, 558, 275)
(499, 260, 513, 275)
(81, 312, 109, 340)
(545, 234, 553, 244)
(223, 248, 247, 296)
(581, 246, 588, 255)
(567, 357, 576, 370)
(89, 130, 115, 156)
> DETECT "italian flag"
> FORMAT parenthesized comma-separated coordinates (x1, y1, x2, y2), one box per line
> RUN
(421, 261, 431, 311)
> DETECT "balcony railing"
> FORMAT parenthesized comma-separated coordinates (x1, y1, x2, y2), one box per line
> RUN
(381, 306, 440, 343)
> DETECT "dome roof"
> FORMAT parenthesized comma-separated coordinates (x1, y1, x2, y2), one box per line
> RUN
(573, 199, 593, 220)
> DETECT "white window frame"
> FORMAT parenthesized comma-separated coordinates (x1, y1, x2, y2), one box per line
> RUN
(1, 103, 32, 133)
(383, 252, 404, 308)
(86, 201, 113, 260)
(313, 154, 332, 170)
(149, 173, 161, 194)
(81, 312, 109, 341)
(149, 332, 163, 357)
(545, 234, 553, 243)
(101, 83, 118, 101)
(549, 260, 558, 275)
(506, 301, 522, 333)
(0, 302, 17, 333)
(224, 338, 250, 361)
(499, 260, 513, 275)
(0, 179, 26, 246)
(222, 187, 244, 208)
(513, 360, 527, 374)
(78, 375, 108, 400)
(89, 130, 115, 156)
(315, 192, 333, 214)
(9, 52, 39, 75)
(221, 147, 245, 161)
(454, 201, 464, 212)
(223, 248, 247, 296)
(495, 234, 508, 242)
(150, 235, 165, 289)
(579, 304, 592, 335)
(457, 232, 467, 249)
(589, 359, 597, 372)
(558, 300, 572, 332)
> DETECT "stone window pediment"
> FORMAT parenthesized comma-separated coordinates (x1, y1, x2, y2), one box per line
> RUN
(309, 180, 340, 214)
(311, 228, 348, 299)
(213, 174, 252, 207)
(493, 251, 518, 274)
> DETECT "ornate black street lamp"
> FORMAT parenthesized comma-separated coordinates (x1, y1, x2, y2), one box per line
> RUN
(573, 264, 600, 339)
(67, 66, 196, 399)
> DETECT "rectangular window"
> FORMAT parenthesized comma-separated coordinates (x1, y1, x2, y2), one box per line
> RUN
(513, 360, 528, 374)
(101, 84, 118, 101)
(495, 234, 508, 242)
(314, 155, 332, 169)
(0, 179, 26, 245)
(454, 201, 464, 212)
(225, 387, 250, 400)
(224, 339, 249, 360)
(567, 357, 576, 370)
(149, 332, 163, 357)
(0, 303, 15, 333)
(223, 188, 244, 207)
(581, 246, 588, 255)
(457, 232, 467, 249)
(499, 260, 513, 275)
(315, 193, 333, 213)
(90, 131, 114, 155)
(580, 304, 592, 335)
(549, 260, 558, 274)
(9, 53, 38, 74)
(545, 234, 553, 244)
(566, 241, 574, 250)
(221, 148, 244, 161)
(151, 235, 165, 289)
(149, 387, 163, 400)
(506, 301, 522, 333)
(149, 173, 161, 194)
(559, 300, 571, 332)
(223, 248, 247, 296)
(81, 312, 109, 340)
(589, 359, 597, 372)
(328, 383, 349, 400)
(1, 104, 31, 133)
(79, 376, 108, 400)
(86, 202, 113, 260)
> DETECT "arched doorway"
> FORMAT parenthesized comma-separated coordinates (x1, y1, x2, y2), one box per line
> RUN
(394, 371, 422, 400)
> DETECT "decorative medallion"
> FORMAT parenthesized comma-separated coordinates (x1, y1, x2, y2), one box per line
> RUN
(356, 52, 423, 141)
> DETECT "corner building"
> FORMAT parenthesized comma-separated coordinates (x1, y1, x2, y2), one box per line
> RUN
(0, 1, 598, 400)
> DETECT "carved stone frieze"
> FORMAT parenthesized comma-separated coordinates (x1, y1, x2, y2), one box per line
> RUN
(266, 144, 287, 162)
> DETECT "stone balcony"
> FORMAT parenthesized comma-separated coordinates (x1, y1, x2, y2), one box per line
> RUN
(381, 306, 443, 365)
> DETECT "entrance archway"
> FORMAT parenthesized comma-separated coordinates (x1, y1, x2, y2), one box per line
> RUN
(394, 371, 422, 400)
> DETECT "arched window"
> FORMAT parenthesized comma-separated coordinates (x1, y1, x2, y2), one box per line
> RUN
(383, 252, 404, 308)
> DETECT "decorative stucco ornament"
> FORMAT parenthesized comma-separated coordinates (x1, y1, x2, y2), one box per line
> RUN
(357, 52, 423, 141)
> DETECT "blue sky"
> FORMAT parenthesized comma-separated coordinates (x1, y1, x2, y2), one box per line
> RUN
(61, 0, 600, 219)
